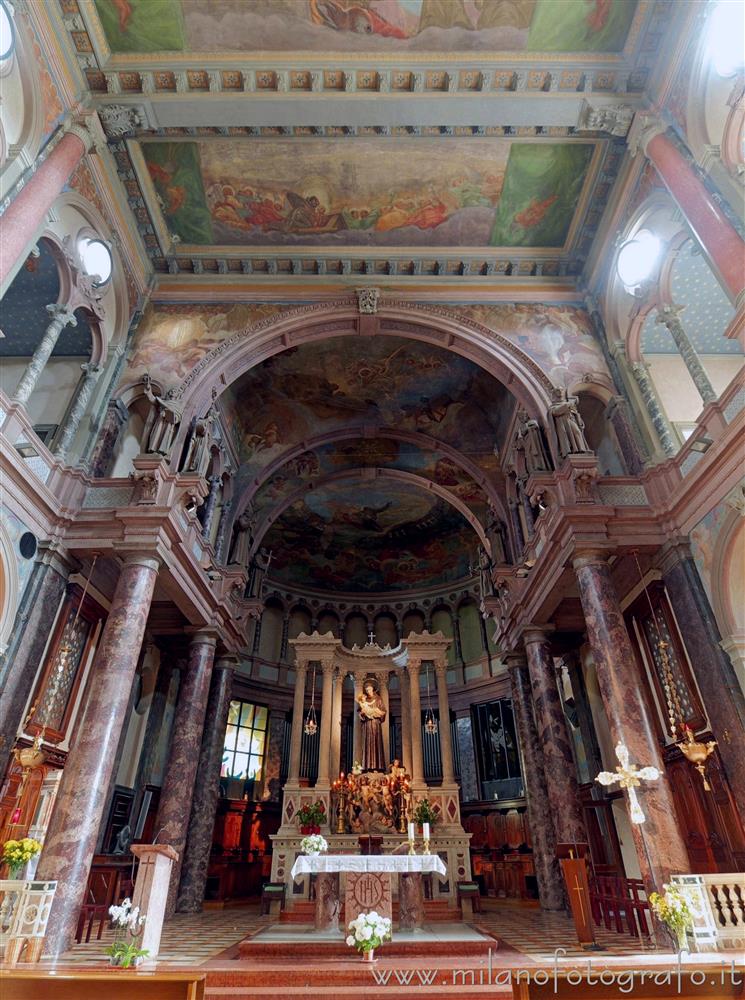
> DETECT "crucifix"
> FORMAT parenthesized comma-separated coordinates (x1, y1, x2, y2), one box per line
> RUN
(368, 630, 375, 646)
(595, 742, 660, 824)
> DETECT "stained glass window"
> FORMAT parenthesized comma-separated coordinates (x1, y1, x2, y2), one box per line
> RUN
(221, 698, 268, 797)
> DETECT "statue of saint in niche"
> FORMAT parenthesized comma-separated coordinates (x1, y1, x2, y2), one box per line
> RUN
(357, 677, 386, 772)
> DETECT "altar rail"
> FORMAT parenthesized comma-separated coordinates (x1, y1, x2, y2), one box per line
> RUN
(672, 873, 745, 951)
(0, 879, 57, 964)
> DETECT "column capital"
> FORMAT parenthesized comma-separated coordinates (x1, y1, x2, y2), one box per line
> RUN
(521, 624, 555, 646)
(214, 652, 239, 671)
(121, 552, 161, 573)
(81, 361, 103, 379)
(407, 656, 422, 674)
(64, 119, 96, 153)
(295, 657, 309, 674)
(320, 656, 336, 674)
(434, 658, 448, 678)
(655, 303, 685, 330)
(572, 549, 611, 571)
(627, 111, 666, 157)
(46, 303, 77, 327)
(503, 651, 528, 672)
(187, 629, 219, 649)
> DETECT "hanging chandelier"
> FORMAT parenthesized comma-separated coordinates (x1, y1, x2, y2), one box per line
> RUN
(632, 551, 716, 790)
(423, 661, 438, 736)
(304, 662, 318, 736)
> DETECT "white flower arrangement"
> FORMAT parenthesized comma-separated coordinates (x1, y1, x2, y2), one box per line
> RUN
(109, 897, 146, 933)
(345, 911, 392, 954)
(300, 833, 328, 856)
(106, 898, 148, 967)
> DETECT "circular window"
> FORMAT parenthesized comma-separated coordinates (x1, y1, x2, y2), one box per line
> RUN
(0, 2, 14, 63)
(78, 237, 113, 285)
(616, 230, 661, 289)
(18, 531, 37, 560)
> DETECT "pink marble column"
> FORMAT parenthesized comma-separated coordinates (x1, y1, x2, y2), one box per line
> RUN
(154, 631, 217, 918)
(644, 129, 745, 303)
(36, 553, 160, 958)
(0, 125, 92, 289)
(176, 654, 236, 913)
(507, 655, 565, 911)
(523, 628, 587, 847)
(573, 552, 690, 892)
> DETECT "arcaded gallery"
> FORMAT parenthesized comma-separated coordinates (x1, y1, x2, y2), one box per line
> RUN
(0, 1, 743, 997)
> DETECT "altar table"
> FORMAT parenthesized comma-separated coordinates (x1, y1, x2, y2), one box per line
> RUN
(290, 854, 448, 933)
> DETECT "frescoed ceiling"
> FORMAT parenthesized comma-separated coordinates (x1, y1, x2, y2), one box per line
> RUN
(63, 0, 668, 283)
(220, 335, 513, 593)
(92, 0, 639, 55)
(140, 137, 595, 251)
(222, 335, 512, 483)
(261, 479, 476, 593)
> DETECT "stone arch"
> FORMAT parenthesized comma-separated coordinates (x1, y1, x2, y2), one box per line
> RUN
(167, 299, 559, 464)
(0, 6, 45, 191)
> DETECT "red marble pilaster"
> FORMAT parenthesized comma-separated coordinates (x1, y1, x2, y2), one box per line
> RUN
(645, 130, 745, 303)
(0, 127, 91, 289)
(155, 631, 217, 918)
(176, 654, 236, 913)
(507, 655, 565, 911)
(523, 628, 587, 846)
(36, 554, 160, 958)
(573, 552, 690, 892)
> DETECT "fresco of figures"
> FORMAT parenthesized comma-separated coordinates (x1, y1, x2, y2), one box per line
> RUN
(128, 304, 610, 390)
(262, 479, 475, 592)
(95, 0, 638, 54)
(140, 138, 595, 249)
(221, 335, 512, 481)
(248, 437, 492, 531)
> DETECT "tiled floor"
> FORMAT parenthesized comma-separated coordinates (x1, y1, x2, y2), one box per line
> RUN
(57, 899, 672, 967)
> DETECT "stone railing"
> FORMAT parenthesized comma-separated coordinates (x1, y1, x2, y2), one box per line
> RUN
(671, 873, 745, 951)
(0, 879, 57, 963)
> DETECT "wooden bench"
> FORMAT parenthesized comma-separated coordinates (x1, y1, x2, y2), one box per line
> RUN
(0, 969, 205, 1000)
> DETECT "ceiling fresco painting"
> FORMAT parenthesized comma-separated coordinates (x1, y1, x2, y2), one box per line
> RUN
(250, 437, 492, 529)
(141, 138, 595, 250)
(127, 302, 610, 386)
(222, 335, 513, 480)
(262, 479, 476, 593)
(93, 0, 638, 55)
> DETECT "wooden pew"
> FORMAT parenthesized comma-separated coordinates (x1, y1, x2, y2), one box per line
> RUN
(0, 968, 205, 999)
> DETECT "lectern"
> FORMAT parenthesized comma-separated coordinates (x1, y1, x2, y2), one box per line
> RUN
(556, 843, 597, 949)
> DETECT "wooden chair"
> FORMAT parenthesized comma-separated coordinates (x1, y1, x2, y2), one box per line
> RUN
(260, 882, 285, 916)
(75, 866, 121, 943)
(457, 880, 482, 914)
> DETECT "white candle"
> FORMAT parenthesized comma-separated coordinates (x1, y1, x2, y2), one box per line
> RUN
(423, 823, 430, 841)
(408, 822, 415, 840)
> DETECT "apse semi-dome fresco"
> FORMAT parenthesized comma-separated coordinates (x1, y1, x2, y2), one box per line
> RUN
(262, 479, 475, 593)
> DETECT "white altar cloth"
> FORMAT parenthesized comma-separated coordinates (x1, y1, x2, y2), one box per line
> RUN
(290, 853, 447, 880)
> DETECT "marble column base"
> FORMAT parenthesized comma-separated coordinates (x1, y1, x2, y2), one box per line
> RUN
(314, 872, 340, 932)
(398, 873, 424, 930)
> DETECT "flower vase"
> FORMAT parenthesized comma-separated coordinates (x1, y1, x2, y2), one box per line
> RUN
(362, 949, 375, 963)
(675, 927, 689, 954)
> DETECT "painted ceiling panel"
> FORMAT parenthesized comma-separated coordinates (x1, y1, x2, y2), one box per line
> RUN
(93, 0, 638, 55)
(262, 478, 476, 593)
(141, 138, 596, 251)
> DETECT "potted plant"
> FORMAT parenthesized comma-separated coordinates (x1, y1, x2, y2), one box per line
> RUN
(300, 834, 328, 856)
(412, 799, 438, 829)
(346, 911, 392, 962)
(106, 898, 148, 968)
(649, 884, 694, 954)
(297, 800, 326, 834)
(2, 837, 42, 879)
